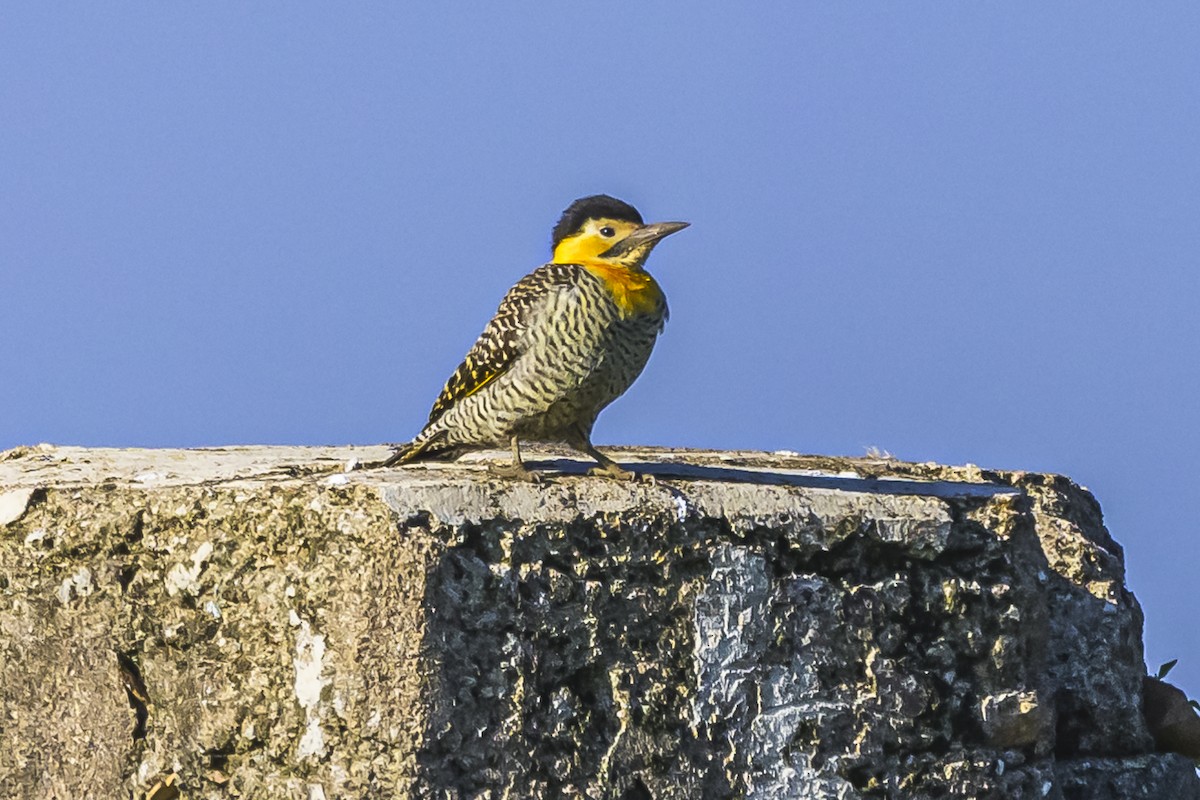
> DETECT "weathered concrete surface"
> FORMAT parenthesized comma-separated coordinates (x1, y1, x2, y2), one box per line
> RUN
(0, 444, 1193, 799)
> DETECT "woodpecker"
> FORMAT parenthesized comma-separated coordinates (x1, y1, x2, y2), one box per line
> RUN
(381, 194, 687, 479)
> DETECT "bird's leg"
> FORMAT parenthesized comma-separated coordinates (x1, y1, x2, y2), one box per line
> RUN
(488, 435, 543, 482)
(572, 425, 642, 482)
(510, 434, 525, 471)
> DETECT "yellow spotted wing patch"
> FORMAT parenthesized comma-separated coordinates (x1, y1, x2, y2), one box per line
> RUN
(427, 264, 580, 425)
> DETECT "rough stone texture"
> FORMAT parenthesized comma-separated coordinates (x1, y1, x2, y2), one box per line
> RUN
(0, 444, 1194, 799)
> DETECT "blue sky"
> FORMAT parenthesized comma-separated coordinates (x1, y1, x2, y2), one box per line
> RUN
(3, 5, 1198, 691)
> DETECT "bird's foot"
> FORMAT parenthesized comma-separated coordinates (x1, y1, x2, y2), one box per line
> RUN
(587, 463, 653, 484)
(488, 462, 546, 483)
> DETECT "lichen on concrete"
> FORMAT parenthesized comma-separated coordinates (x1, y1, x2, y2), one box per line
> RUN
(0, 444, 1194, 799)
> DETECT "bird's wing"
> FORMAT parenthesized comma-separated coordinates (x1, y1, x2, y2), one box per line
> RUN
(427, 263, 580, 425)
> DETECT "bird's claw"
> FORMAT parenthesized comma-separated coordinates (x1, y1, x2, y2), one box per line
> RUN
(587, 464, 653, 484)
(488, 463, 546, 483)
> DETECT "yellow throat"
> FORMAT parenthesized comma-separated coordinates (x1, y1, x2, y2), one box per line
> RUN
(551, 217, 665, 317)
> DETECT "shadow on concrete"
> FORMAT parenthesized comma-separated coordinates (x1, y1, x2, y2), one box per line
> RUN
(524, 458, 1019, 499)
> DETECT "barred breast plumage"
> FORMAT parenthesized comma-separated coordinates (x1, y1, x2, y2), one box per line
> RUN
(419, 262, 666, 453)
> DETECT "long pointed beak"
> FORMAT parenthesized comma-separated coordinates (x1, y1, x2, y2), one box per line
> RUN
(600, 220, 690, 257)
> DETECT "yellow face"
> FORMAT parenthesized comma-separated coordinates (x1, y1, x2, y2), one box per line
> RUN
(551, 217, 643, 266)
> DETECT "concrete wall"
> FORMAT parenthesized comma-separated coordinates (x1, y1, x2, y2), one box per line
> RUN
(1, 445, 1195, 799)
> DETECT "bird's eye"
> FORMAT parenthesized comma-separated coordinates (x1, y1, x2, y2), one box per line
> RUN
(599, 226, 616, 237)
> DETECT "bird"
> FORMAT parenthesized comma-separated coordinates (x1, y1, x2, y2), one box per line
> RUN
(380, 194, 688, 480)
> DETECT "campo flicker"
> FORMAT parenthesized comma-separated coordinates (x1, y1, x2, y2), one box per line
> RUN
(382, 195, 688, 479)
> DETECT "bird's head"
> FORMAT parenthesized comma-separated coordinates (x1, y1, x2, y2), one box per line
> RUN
(551, 195, 688, 270)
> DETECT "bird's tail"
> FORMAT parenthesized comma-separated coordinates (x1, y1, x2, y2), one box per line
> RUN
(377, 429, 448, 468)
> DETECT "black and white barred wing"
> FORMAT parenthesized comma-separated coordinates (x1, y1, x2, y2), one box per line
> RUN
(426, 263, 580, 425)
